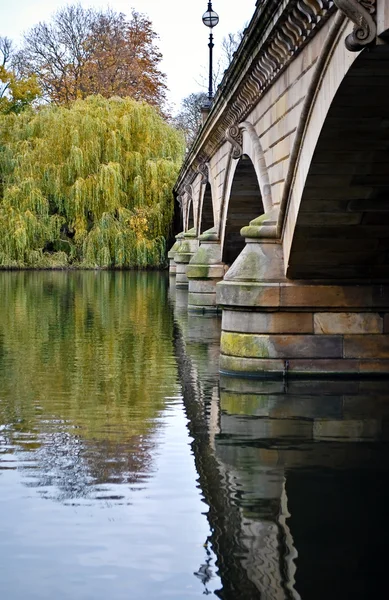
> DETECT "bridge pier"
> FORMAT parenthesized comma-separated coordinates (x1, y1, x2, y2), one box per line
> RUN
(172, 228, 198, 289)
(186, 227, 226, 313)
(217, 239, 389, 378)
(167, 234, 181, 276)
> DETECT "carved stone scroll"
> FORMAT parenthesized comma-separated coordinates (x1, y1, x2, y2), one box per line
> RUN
(334, 0, 376, 50)
(225, 125, 243, 159)
(197, 162, 209, 185)
(184, 183, 193, 200)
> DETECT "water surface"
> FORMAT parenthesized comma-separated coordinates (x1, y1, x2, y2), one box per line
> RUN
(1, 272, 389, 599)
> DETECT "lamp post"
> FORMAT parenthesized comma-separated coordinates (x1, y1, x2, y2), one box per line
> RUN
(202, 2, 219, 104)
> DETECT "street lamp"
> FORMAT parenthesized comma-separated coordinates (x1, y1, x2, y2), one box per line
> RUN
(202, 2, 219, 103)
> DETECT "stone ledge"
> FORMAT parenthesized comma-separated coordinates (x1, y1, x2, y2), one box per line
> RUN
(219, 355, 389, 378)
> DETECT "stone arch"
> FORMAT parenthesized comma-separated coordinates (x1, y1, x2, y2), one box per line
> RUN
(173, 193, 184, 236)
(220, 122, 271, 266)
(283, 18, 389, 280)
(199, 182, 214, 234)
(186, 199, 194, 231)
(183, 185, 195, 232)
(221, 154, 265, 266)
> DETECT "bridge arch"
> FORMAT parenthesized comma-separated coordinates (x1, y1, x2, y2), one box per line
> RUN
(199, 181, 214, 234)
(184, 187, 195, 232)
(283, 18, 389, 280)
(220, 154, 265, 266)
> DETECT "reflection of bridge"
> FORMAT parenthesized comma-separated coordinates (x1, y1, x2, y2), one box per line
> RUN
(170, 1, 389, 377)
(170, 287, 389, 600)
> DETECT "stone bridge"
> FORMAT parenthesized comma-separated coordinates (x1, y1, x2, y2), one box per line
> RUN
(169, 0, 389, 378)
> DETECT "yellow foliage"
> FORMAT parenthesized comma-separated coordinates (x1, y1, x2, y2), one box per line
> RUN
(0, 96, 185, 267)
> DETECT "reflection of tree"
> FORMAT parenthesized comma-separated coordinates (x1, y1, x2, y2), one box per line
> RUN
(18, 429, 157, 504)
(0, 271, 179, 501)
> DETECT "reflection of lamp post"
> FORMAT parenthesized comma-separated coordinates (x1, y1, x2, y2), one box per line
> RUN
(202, 2, 219, 104)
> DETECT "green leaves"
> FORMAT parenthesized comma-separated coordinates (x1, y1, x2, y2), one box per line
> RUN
(0, 96, 185, 268)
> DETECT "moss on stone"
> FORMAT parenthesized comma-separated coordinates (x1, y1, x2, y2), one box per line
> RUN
(221, 332, 270, 359)
(186, 265, 210, 278)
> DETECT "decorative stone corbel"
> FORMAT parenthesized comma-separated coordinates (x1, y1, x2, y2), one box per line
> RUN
(225, 125, 243, 159)
(184, 183, 193, 201)
(226, 121, 274, 214)
(197, 162, 209, 185)
(334, 0, 377, 51)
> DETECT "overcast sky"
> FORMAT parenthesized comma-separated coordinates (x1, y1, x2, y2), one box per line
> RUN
(1, 0, 256, 110)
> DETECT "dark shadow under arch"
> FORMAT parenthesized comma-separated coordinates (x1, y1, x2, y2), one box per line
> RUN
(187, 200, 194, 231)
(200, 183, 214, 234)
(222, 155, 264, 265)
(288, 45, 389, 280)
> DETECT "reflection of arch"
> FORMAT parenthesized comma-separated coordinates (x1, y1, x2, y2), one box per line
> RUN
(221, 155, 264, 265)
(199, 182, 214, 234)
(283, 22, 389, 279)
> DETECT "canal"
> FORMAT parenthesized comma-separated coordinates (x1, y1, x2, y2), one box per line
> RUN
(0, 271, 388, 599)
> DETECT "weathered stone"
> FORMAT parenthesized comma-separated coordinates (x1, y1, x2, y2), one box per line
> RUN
(222, 310, 313, 334)
(223, 242, 285, 282)
(187, 292, 217, 307)
(221, 332, 343, 359)
(167, 240, 180, 259)
(281, 285, 377, 308)
(287, 359, 360, 376)
(344, 335, 389, 359)
(314, 312, 383, 334)
(217, 282, 280, 308)
(186, 264, 225, 279)
(220, 355, 364, 377)
(189, 279, 218, 293)
(359, 360, 389, 374)
(175, 263, 189, 288)
(219, 355, 286, 377)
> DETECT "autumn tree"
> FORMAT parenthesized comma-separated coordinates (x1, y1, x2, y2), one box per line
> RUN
(173, 92, 208, 148)
(0, 96, 184, 268)
(0, 36, 40, 114)
(16, 4, 167, 108)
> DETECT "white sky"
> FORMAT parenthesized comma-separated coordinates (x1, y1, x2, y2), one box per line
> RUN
(0, 0, 256, 110)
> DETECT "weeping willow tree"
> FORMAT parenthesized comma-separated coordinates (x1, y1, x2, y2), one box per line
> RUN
(0, 96, 184, 268)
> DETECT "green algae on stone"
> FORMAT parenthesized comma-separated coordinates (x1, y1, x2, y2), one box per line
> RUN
(221, 331, 271, 359)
